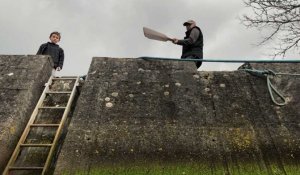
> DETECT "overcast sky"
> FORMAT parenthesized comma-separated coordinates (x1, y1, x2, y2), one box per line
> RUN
(0, 0, 298, 76)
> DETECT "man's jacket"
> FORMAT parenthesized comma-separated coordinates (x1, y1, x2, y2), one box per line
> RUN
(178, 26, 203, 58)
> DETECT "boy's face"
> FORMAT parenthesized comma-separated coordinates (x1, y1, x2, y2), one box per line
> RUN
(50, 34, 60, 44)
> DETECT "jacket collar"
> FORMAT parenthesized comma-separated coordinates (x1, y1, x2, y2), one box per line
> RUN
(47, 42, 59, 46)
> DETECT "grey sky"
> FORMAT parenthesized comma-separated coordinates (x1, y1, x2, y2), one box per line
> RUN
(0, 0, 297, 76)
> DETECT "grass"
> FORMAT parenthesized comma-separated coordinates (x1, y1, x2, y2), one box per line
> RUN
(61, 162, 300, 175)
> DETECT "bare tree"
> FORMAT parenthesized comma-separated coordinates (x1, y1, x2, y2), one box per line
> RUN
(241, 0, 300, 57)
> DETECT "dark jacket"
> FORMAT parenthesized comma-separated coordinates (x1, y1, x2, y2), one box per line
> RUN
(178, 26, 203, 58)
(37, 42, 64, 69)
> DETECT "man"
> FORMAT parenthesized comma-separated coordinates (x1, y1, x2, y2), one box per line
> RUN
(173, 20, 203, 69)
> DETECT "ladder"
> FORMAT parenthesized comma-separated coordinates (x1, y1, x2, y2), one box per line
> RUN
(3, 76, 80, 175)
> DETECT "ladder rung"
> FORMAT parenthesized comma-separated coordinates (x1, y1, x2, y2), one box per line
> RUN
(9, 167, 44, 170)
(30, 124, 60, 127)
(46, 91, 72, 94)
(39, 107, 66, 109)
(52, 78, 77, 80)
(20, 144, 52, 147)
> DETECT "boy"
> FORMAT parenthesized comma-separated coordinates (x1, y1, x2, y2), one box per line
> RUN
(37, 31, 64, 73)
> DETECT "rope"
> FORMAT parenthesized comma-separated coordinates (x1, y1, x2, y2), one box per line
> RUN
(267, 77, 286, 106)
(238, 65, 300, 106)
(139, 56, 300, 63)
(276, 72, 300, 76)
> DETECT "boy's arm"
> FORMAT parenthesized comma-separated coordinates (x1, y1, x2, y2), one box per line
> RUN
(36, 43, 46, 54)
(36, 45, 43, 54)
(58, 48, 64, 69)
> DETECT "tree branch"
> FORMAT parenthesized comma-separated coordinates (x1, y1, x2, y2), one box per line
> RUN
(241, 0, 300, 57)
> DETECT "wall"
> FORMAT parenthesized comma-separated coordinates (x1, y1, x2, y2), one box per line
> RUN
(0, 55, 53, 172)
(55, 57, 300, 174)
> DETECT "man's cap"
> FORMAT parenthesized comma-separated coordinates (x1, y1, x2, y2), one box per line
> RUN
(183, 20, 196, 26)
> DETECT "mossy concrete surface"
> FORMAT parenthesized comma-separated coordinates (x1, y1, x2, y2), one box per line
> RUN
(55, 58, 300, 174)
(0, 55, 53, 172)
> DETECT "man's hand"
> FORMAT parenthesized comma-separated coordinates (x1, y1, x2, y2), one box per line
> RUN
(56, 67, 61, 71)
(172, 38, 179, 44)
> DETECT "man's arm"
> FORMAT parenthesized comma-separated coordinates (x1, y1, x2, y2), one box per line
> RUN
(176, 28, 200, 46)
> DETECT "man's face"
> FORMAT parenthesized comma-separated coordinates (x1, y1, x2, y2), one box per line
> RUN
(185, 23, 195, 31)
(50, 34, 60, 44)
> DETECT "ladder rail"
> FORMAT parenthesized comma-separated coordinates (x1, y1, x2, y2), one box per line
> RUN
(2, 76, 54, 175)
(42, 77, 80, 174)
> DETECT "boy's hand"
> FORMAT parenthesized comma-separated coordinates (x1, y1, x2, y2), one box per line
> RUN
(56, 67, 61, 71)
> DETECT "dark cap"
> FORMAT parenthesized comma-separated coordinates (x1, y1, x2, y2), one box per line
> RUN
(183, 20, 196, 26)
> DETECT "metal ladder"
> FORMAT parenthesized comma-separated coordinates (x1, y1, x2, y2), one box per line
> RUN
(3, 76, 80, 175)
